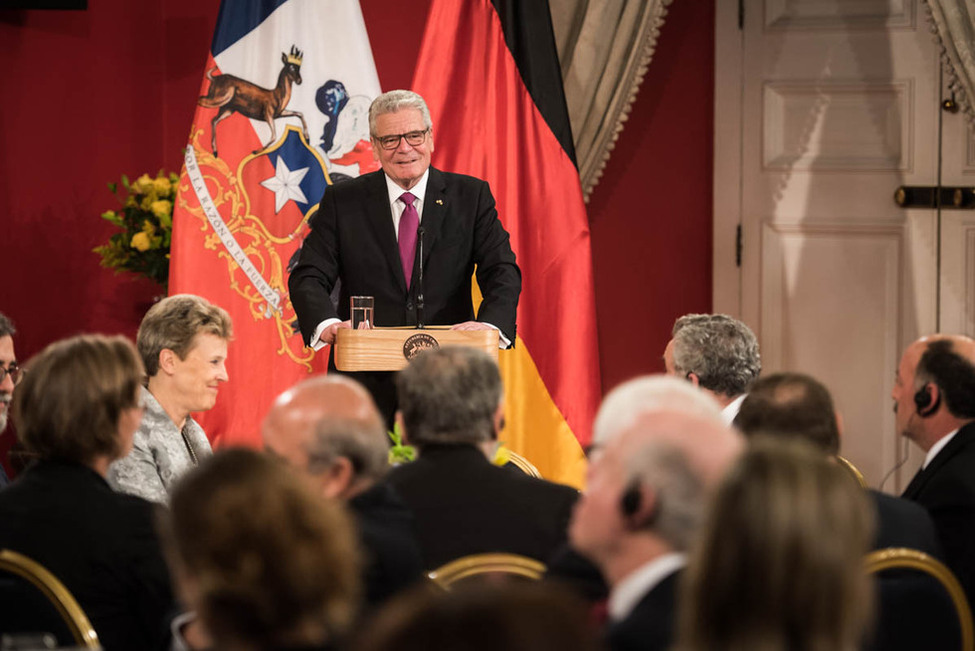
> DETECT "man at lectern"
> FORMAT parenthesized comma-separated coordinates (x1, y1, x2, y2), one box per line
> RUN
(289, 89, 521, 423)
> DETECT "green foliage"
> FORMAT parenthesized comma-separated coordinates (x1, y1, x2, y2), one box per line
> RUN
(387, 422, 417, 465)
(93, 171, 178, 289)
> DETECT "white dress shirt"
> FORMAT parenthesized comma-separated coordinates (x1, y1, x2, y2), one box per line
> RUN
(923, 428, 960, 470)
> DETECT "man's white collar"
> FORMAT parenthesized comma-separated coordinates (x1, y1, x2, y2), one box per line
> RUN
(608, 552, 685, 621)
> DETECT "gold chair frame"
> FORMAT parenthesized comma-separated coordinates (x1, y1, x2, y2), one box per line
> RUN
(865, 547, 974, 651)
(0, 548, 100, 648)
(505, 450, 542, 478)
(428, 553, 546, 589)
(836, 455, 867, 488)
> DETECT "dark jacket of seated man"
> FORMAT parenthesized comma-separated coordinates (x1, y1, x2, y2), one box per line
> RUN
(385, 443, 578, 569)
(387, 346, 578, 570)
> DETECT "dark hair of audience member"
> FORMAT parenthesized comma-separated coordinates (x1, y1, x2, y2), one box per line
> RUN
(674, 436, 874, 651)
(0, 312, 15, 338)
(395, 347, 501, 446)
(915, 338, 975, 418)
(12, 334, 143, 464)
(352, 582, 599, 651)
(159, 448, 361, 650)
(733, 372, 840, 454)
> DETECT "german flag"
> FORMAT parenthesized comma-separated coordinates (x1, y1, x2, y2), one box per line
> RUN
(413, 0, 600, 486)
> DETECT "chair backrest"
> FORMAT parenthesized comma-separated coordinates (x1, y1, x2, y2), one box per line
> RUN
(864, 547, 974, 651)
(0, 549, 100, 648)
(504, 451, 542, 478)
(428, 553, 546, 590)
(836, 455, 867, 489)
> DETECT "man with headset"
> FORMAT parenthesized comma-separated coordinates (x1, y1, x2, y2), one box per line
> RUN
(893, 334, 975, 604)
(568, 376, 742, 651)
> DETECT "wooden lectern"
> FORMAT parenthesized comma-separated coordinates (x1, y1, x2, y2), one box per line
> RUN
(333, 326, 499, 372)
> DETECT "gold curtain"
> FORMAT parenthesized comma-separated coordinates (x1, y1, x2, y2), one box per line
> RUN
(550, 0, 675, 202)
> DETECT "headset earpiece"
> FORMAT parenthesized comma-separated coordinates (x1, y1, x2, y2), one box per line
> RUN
(914, 384, 941, 417)
(620, 483, 642, 517)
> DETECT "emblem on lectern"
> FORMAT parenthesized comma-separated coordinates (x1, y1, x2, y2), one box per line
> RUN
(403, 333, 439, 360)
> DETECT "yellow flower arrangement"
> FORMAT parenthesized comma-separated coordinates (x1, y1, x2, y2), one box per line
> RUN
(94, 170, 177, 288)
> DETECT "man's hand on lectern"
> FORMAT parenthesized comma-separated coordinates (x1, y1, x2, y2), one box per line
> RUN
(318, 320, 352, 346)
(451, 321, 492, 331)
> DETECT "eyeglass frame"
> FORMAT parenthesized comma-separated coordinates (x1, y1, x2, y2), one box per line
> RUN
(372, 128, 430, 151)
(0, 363, 24, 386)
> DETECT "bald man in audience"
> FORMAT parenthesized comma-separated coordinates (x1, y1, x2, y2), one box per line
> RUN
(663, 313, 761, 423)
(262, 375, 423, 607)
(734, 372, 941, 553)
(569, 377, 743, 651)
(893, 335, 975, 603)
(387, 346, 579, 569)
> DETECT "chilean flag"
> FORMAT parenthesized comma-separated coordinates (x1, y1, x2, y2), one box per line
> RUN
(414, 0, 600, 487)
(169, 0, 381, 448)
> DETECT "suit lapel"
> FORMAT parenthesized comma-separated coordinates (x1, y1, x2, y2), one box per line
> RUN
(903, 422, 975, 499)
(420, 168, 447, 271)
(363, 172, 408, 293)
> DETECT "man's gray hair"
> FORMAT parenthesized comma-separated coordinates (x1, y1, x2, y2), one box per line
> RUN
(593, 375, 723, 446)
(0, 313, 15, 339)
(625, 441, 704, 552)
(306, 416, 389, 483)
(396, 347, 502, 447)
(369, 90, 433, 136)
(671, 313, 761, 398)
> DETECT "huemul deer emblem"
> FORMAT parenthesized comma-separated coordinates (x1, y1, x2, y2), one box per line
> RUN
(198, 45, 310, 158)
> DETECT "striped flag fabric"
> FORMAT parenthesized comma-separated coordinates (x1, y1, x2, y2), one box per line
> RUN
(413, 0, 600, 486)
(169, 0, 381, 447)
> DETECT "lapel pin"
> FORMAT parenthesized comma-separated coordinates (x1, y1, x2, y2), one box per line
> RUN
(436, 199, 444, 205)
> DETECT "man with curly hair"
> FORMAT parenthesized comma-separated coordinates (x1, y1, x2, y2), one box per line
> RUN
(663, 314, 761, 424)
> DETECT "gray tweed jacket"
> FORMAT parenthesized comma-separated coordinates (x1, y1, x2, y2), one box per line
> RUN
(107, 386, 211, 503)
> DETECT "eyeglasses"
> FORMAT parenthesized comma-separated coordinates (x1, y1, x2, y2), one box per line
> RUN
(0, 364, 23, 386)
(374, 129, 429, 150)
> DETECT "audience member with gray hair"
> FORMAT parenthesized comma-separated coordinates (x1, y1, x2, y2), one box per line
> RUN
(569, 402, 742, 651)
(109, 294, 233, 503)
(548, 375, 733, 604)
(664, 313, 761, 423)
(262, 375, 423, 607)
(0, 312, 18, 486)
(386, 347, 578, 569)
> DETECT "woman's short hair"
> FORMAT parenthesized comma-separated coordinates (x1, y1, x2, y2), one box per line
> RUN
(137, 294, 232, 377)
(161, 448, 360, 649)
(675, 436, 874, 651)
(13, 334, 143, 464)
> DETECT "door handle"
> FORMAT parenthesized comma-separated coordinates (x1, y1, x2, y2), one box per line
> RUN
(894, 186, 975, 209)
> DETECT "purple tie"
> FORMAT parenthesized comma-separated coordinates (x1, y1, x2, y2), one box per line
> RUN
(398, 192, 419, 289)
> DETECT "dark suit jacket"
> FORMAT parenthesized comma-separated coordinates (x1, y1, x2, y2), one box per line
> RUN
(384, 444, 578, 569)
(0, 460, 174, 651)
(870, 489, 942, 555)
(348, 481, 424, 608)
(605, 568, 681, 651)
(289, 167, 521, 343)
(902, 421, 975, 602)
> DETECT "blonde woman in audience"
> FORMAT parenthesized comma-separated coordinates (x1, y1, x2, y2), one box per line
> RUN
(0, 334, 174, 650)
(160, 447, 361, 651)
(674, 436, 874, 651)
(109, 294, 231, 503)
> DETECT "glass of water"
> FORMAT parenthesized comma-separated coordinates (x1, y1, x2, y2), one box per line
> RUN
(350, 296, 374, 330)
